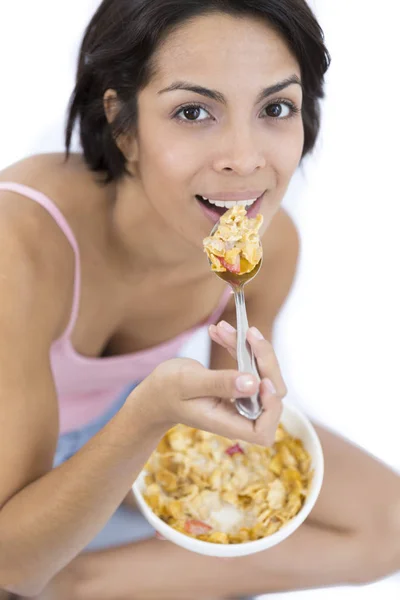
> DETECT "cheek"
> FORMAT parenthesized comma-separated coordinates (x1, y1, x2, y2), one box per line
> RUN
(268, 123, 304, 182)
(137, 122, 202, 190)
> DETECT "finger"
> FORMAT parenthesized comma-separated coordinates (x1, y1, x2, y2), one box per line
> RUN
(208, 324, 236, 359)
(214, 323, 287, 399)
(177, 362, 259, 401)
(197, 389, 279, 448)
(247, 328, 287, 398)
(216, 321, 237, 351)
(179, 371, 282, 447)
(155, 532, 166, 541)
(254, 378, 283, 445)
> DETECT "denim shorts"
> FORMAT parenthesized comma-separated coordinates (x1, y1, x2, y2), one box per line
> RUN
(54, 383, 156, 551)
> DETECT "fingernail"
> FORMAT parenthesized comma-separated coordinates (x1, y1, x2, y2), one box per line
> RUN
(250, 327, 264, 340)
(219, 321, 236, 333)
(236, 375, 256, 393)
(264, 378, 277, 395)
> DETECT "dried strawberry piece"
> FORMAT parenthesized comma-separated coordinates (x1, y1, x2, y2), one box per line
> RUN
(219, 256, 241, 274)
(184, 519, 213, 536)
(226, 443, 244, 456)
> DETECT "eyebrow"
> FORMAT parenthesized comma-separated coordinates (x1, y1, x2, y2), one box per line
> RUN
(158, 75, 302, 104)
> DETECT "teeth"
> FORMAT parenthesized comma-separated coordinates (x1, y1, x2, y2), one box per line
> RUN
(201, 196, 257, 208)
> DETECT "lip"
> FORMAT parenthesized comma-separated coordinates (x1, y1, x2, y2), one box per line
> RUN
(198, 191, 265, 201)
(246, 194, 264, 217)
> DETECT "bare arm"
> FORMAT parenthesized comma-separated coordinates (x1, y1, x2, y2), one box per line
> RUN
(0, 200, 166, 595)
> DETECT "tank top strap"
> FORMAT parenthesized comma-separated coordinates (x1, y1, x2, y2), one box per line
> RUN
(0, 182, 81, 339)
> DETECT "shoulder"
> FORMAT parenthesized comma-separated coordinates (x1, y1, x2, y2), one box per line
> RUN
(0, 154, 83, 339)
(0, 153, 83, 255)
(0, 152, 95, 208)
(0, 152, 111, 243)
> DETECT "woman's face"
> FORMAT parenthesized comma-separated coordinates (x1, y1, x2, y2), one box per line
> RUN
(130, 13, 304, 246)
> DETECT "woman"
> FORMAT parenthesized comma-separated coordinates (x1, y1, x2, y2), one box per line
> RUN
(0, 0, 399, 599)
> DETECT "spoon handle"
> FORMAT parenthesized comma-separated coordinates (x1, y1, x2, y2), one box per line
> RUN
(233, 287, 263, 420)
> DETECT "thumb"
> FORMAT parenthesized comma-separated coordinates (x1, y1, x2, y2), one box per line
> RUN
(178, 363, 259, 400)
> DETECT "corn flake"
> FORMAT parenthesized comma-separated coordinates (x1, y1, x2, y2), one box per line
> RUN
(203, 205, 263, 274)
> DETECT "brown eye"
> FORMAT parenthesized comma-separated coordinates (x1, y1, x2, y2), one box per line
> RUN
(264, 102, 292, 119)
(175, 105, 210, 123)
(266, 103, 283, 117)
(183, 107, 201, 120)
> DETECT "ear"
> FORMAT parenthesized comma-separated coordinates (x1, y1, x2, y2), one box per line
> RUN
(103, 89, 120, 124)
(103, 89, 139, 162)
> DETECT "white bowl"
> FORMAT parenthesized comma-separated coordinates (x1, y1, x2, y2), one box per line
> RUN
(132, 401, 324, 557)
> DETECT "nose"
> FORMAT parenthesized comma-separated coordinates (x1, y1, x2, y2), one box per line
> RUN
(212, 125, 267, 176)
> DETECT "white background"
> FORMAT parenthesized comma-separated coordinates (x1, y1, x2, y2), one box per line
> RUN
(0, 0, 398, 598)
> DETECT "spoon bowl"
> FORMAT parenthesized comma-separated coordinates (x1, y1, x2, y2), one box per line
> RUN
(212, 255, 263, 288)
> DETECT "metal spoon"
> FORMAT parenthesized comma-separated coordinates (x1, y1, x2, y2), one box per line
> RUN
(208, 221, 263, 420)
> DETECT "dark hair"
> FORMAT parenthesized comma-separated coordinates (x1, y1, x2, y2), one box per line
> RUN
(66, 0, 331, 182)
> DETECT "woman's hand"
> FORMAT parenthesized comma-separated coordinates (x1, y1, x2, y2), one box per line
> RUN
(130, 322, 287, 447)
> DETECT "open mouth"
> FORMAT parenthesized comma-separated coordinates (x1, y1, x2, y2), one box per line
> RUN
(195, 194, 263, 218)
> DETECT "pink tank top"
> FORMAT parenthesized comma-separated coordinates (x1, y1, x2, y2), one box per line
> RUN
(0, 183, 231, 434)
